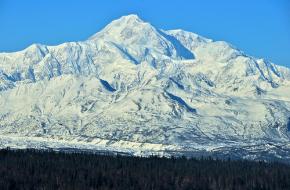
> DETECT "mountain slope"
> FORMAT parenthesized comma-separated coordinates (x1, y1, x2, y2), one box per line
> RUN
(0, 14, 290, 161)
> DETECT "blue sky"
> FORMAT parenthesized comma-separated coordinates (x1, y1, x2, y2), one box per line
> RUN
(0, 0, 289, 67)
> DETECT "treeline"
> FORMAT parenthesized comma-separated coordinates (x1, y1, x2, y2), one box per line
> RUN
(0, 149, 290, 190)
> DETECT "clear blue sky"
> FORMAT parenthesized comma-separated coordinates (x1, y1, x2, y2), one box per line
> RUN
(0, 0, 289, 67)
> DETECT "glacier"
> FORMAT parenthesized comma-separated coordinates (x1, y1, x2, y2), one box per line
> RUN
(0, 14, 290, 162)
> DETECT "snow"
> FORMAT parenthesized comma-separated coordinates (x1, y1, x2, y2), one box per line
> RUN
(0, 14, 290, 161)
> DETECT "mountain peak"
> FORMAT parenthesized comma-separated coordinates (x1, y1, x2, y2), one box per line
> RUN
(88, 14, 196, 61)
(89, 14, 151, 41)
(109, 14, 147, 28)
(118, 14, 142, 22)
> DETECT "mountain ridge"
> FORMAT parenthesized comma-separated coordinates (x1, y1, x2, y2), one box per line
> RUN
(0, 14, 290, 161)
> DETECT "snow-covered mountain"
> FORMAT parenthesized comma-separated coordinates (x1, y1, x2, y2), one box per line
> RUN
(1, 14, 290, 161)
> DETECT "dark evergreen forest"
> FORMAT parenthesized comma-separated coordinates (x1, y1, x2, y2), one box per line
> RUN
(0, 148, 290, 190)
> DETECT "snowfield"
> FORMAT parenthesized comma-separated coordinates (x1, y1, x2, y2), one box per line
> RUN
(0, 15, 290, 161)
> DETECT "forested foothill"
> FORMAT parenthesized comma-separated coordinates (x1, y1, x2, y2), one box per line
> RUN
(0, 149, 290, 190)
